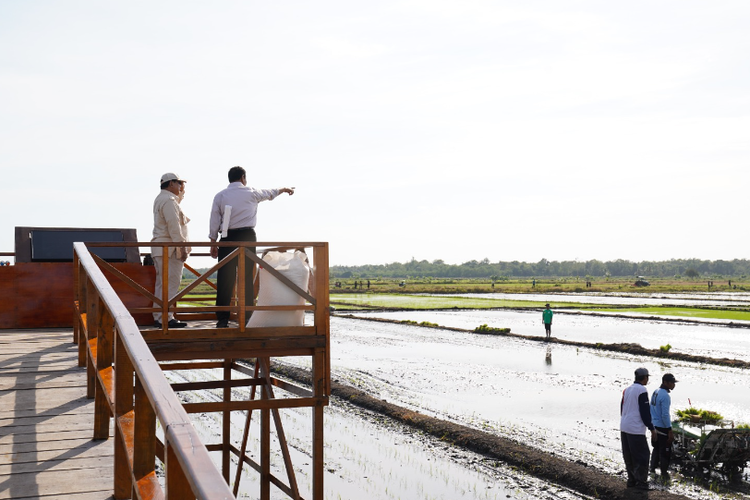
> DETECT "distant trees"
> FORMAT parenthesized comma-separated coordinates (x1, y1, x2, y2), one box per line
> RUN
(330, 258, 750, 279)
(684, 268, 700, 278)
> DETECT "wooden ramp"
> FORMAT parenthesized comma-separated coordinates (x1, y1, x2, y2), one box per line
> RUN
(0, 329, 114, 500)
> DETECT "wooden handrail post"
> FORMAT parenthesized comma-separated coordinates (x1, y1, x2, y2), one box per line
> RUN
(313, 244, 331, 395)
(166, 426, 195, 500)
(238, 249, 246, 330)
(133, 378, 157, 482)
(161, 250, 169, 330)
(94, 304, 114, 439)
(114, 334, 134, 499)
(85, 281, 99, 399)
(73, 252, 80, 345)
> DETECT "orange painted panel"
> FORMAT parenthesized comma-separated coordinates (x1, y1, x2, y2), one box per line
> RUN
(2, 262, 156, 329)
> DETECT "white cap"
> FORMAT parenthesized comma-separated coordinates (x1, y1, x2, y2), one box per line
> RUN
(160, 172, 186, 184)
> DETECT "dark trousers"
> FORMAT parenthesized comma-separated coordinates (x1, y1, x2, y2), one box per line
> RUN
(651, 426, 672, 474)
(216, 228, 256, 322)
(621, 431, 650, 486)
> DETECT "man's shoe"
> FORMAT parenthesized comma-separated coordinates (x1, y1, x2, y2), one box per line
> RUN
(153, 320, 162, 328)
(635, 482, 650, 491)
(167, 319, 187, 328)
(216, 320, 229, 328)
(626, 479, 637, 488)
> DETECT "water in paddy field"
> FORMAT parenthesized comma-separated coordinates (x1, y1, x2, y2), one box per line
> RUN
(174, 293, 750, 500)
(351, 306, 750, 362)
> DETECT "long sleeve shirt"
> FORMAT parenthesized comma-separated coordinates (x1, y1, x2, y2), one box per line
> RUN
(151, 189, 190, 258)
(208, 182, 279, 240)
(650, 386, 673, 428)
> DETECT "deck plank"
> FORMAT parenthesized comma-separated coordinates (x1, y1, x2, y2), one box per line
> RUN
(0, 329, 115, 500)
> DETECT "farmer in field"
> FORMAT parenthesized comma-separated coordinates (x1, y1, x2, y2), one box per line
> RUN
(650, 373, 678, 481)
(620, 367, 656, 491)
(542, 303, 553, 339)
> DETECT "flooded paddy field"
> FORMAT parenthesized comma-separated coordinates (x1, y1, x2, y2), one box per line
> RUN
(167, 364, 592, 500)
(282, 315, 750, 499)
(351, 308, 750, 362)
(168, 292, 750, 499)
(434, 292, 750, 308)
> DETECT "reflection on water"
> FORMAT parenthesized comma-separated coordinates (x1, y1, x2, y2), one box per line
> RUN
(545, 344, 552, 366)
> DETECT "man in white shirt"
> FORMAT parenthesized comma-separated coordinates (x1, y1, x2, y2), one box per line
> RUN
(151, 173, 190, 328)
(620, 367, 656, 490)
(208, 166, 294, 328)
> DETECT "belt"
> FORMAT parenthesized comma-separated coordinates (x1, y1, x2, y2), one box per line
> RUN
(228, 227, 255, 232)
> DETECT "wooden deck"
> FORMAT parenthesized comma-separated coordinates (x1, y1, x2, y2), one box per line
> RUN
(0, 328, 114, 500)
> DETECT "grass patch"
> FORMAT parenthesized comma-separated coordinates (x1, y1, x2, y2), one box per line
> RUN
(597, 307, 750, 322)
(330, 293, 584, 311)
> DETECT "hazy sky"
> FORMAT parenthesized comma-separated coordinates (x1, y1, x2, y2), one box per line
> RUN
(1, 1, 748, 266)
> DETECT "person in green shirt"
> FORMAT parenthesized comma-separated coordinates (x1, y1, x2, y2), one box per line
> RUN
(542, 303, 553, 339)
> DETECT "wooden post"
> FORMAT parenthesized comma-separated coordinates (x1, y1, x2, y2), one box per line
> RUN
(114, 333, 134, 499)
(133, 378, 156, 483)
(161, 249, 169, 331)
(166, 428, 195, 500)
(312, 350, 326, 500)
(261, 381, 270, 500)
(85, 281, 99, 399)
(222, 358, 232, 483)
(94, 302, 113, 440)
(238, 248, 246, 331)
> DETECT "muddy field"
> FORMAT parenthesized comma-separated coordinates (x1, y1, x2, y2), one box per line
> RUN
(169, 293, 750, 499)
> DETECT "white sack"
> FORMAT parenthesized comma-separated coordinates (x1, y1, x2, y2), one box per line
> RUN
(246, 250, 310, 328)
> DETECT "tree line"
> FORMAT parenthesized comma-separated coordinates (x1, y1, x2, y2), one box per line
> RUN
(331, 258, 750, 279)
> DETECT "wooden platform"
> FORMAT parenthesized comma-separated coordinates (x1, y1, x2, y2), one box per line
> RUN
(0, 328, 114, 500)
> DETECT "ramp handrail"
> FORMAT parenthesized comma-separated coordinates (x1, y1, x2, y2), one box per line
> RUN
(73, 241, 235, 499)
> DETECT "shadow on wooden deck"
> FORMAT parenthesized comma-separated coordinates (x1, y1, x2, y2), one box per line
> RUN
(0, 328, 114, 500)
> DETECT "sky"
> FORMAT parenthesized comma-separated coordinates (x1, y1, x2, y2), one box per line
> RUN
(1, 1, 748, 267)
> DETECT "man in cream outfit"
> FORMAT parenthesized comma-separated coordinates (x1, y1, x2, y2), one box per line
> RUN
(151, 172, 191, 328)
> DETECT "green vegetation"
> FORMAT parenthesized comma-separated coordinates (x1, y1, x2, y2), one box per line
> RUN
(329, 292, 750, 322)
(331, 257, 750, 281)
(597, 306, 750, 322)
(659, 344, 672, 353)
(474, 324, 511, 335)
(676, 408, 724, 425)
(331, 275, 748, 294)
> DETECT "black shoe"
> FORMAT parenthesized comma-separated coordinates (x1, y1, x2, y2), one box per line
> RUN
(636, 482, 650, 491)
(626, 479, 637, 488)
(155, 319, 187, 328)
(216, 320, 229, 328)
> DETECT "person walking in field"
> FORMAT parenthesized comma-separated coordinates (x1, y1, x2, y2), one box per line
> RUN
(542, 303, 553, 339)
(650, 373, 678, 481)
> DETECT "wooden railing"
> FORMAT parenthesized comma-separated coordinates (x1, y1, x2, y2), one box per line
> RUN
(73, 241, 330, 500)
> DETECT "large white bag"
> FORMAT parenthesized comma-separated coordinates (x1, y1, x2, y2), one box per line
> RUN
(246, 250, 310, 328)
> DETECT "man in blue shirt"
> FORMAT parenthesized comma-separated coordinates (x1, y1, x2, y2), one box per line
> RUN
(650, 373, 678, 480)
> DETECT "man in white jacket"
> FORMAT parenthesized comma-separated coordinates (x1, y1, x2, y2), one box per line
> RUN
(151, 172, 191, 328)
(620, 367, 656, 490)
